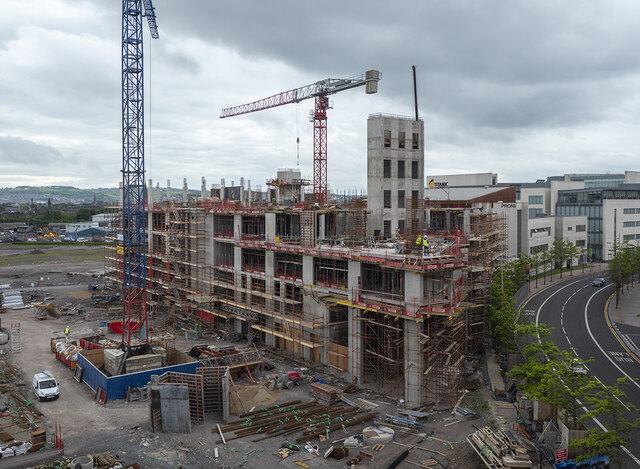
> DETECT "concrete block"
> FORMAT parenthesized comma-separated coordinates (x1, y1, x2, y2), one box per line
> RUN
(152, 346, 166, 363)
(126, 354, 162, 373)
(104, 348, 125, 376)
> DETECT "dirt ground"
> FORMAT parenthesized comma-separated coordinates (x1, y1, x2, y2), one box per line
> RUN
(0, 244, 508, 469)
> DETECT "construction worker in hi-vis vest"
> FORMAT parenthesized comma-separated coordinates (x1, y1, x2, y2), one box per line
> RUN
(422, 235, 430, 255)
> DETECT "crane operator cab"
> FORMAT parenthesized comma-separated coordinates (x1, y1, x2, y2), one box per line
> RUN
(33, 371, 59, 401)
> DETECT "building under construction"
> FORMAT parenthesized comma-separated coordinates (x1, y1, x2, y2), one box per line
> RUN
(105, 116, 508, 408)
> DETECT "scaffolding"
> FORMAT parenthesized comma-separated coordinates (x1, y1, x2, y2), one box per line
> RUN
(356, 311, 405, 400)
(405, 195, 424, 251)
(423, 310, 465, 406)
(466, 212, 508, 353)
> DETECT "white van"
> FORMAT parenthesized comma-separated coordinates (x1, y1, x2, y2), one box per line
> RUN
(33, 371, 60, 401)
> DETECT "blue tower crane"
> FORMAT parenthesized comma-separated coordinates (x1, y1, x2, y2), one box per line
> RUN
(121, 0, 158, 348)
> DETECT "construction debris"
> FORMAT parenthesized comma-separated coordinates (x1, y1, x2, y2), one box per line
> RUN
(467, 426, 532, 468)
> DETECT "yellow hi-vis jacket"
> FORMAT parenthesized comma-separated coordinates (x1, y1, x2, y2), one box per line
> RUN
(65, 327, 70, 335)
(422, 237, 429, 247)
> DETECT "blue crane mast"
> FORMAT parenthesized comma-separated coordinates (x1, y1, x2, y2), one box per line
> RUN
(121, 0, 158, 348)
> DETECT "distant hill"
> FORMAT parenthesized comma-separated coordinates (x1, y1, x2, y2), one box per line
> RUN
(0, 186, 201, 205)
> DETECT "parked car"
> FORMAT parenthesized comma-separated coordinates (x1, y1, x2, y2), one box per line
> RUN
(33, 371, 60, 401)
(592, 278, 606, 287)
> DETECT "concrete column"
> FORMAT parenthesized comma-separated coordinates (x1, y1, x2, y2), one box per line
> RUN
(182, 178, 188, 205)
(348, 307, 362, 382)
(347, 260, 361, 301)
(318, 214, 326, 241)
(155, 182, 160, 204)
(302, 255, 314, 285)
(265, 250, 275, 313)
(205, 214, 215, 267)
(148, 179, 154, 208)
(264, 248, 276, 349)
(234, 246, 242, 303)
(201, 176, 206, 200)
(265, 213, 276, 243)
(233, 214, 242, 242)
(404, 271, 424, 407)
(166, 179, 171, 202)
(264, 317, 276, 348)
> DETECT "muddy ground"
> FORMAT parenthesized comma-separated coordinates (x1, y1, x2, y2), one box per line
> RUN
(0, 244, 513, 469)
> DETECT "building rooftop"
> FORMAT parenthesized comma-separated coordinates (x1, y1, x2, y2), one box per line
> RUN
(424, 185, 513, 201)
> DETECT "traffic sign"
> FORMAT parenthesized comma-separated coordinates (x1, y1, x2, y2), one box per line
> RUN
(555, 448, 568, 462)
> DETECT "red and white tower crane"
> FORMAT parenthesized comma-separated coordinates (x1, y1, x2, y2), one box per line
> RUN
(220, 70, 381, 205)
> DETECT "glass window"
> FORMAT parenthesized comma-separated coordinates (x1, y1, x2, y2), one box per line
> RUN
(398, 190, 405, 209)
(398, 131, 405, 149)
(383, 159, 391, 178)
(383, 190, 391, 208)
(412, 133, 419, 150)
(528, 195, 543, 205)
(398, 160, 405, 178)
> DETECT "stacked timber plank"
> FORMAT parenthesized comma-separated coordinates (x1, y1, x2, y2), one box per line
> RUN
(213, 400, 376, 445)
(310, 382, 343, 405)
(467, 426, 532, 468)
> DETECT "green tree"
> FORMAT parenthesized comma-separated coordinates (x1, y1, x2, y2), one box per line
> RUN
(563, 239, 579, 276)
(530, 253, 542, 288)
(573, 378, 640, 468)
(486, 266, 517, 351)
(609, 241, 633, 307)
(540, 249, 553, 284)
(509, 324, 596, 429)
(551, 237, 577, 278)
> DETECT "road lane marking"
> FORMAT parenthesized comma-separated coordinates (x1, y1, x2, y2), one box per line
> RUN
(585, 290, 640, 391)
(604, 292, 640, 365)
(534, 280, 640, 466)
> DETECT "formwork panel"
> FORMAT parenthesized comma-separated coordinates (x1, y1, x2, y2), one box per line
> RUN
(158, 371, 205, 424)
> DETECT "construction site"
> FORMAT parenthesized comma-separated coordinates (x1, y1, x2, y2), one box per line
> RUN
(0, 1, 523, 467)
(102, 174, 508, 410)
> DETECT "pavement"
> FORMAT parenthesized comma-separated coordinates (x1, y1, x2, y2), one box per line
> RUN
(606, 277, 640, 362)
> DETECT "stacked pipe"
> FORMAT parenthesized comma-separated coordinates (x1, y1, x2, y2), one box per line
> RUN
(213, 400, 376, 444)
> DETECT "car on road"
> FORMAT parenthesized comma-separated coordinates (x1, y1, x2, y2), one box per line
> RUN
(568, 359, 587, 375)
(592, 278, 606, 287)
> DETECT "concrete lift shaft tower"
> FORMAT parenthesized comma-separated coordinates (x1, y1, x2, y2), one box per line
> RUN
(121, 0, 158, 348)
(220, 70, 380, 206)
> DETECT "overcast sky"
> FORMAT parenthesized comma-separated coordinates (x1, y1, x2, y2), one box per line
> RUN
(1, 1, 639, 191)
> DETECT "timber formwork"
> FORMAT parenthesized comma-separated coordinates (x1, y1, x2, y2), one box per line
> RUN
(196, 366, 228, 415)
(158, 371, 205, 424)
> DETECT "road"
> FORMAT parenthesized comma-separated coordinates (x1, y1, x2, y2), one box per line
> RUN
(521, 273, 640, 465)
